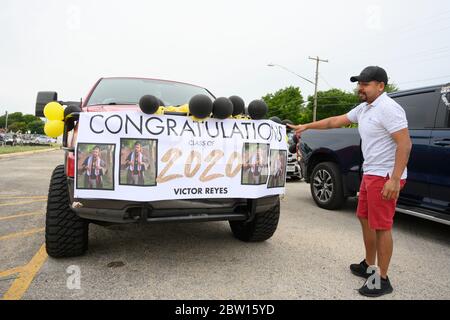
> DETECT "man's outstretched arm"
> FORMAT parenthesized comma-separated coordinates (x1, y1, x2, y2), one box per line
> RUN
(287, 114, 353, 135)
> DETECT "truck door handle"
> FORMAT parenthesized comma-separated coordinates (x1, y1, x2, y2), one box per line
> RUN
(433, 140, 450, 147)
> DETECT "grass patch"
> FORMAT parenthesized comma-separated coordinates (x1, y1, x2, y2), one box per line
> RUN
(0, 145, 58, 155)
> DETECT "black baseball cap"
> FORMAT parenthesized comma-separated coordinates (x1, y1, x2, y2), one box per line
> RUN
(350, 66, 388, 85)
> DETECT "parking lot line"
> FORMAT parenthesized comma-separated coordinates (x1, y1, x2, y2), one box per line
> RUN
(0, 266, 24, 279)
(0, 211, 43, 221)
(2, 244, 48, 300)
(0, 196, 47, 200)
(0, 228, 45, 241)
(0, 199, 46, 207)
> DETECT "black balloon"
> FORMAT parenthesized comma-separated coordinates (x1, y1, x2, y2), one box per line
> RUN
(293, 133, 299, 144)
(269, 116, 282, 124)
(64, 105, 82, 131)
(189, 94, 213, 119)
(248, 100, 268, 120)
(139, 95, 160, 114)
(282, 119, 294, 131)
(64, 104, 81, 119)
(229, 95, 245, 116)
(212, 97, 233, 119)
(289, 143, 298, 154)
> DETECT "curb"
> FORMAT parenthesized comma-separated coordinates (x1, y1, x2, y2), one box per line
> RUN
(0, 148, 61, 159)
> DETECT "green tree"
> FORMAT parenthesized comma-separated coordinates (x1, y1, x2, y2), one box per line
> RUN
(23, 114, 38, 124)
(6, 112, 24, 124)
(306, 89, 359, 121)
(385, 82, 400, 93)
(262, 86, 305, 123)
(27, 119, 45, 134)
(8, 121, 28, 133)
(0, 112, 44, 132)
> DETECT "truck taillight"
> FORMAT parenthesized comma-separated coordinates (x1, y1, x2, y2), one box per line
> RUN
(66, 153, 75, 177)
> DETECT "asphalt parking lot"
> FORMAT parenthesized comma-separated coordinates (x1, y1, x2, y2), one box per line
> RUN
(0, 150, 449, 300)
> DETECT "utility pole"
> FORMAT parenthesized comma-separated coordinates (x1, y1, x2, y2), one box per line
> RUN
(5, 111, 8, 132)
(308, 56, 328, 122)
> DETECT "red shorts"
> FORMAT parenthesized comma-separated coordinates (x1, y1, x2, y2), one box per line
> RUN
(357, 174, 406, 230)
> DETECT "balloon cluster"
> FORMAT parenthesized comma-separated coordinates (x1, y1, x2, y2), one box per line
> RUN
(43, 102, 65, 138)
(138, 94, 269, 121)
(42, 102, 81, 137)
(288, 123, 300, 154)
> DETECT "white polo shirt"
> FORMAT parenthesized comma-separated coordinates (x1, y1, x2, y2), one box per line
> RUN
(346, 92, 408, 180)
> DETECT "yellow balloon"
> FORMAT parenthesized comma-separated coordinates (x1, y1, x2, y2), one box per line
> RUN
(44, 102, 64, 121)
(190, 115, 208, 122)
(178, 104, 189, 114)
(164, 106, 178, 113)
(234, 114, 249, 120)
(155, 106, 165, 115)
(44, 120, 64, 138)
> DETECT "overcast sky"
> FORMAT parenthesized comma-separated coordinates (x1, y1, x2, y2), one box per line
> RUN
(1, 0, 450, 115)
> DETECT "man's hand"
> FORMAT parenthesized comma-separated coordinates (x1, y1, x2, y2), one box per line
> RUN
(287, 123, 308, 136)
(381, 178, 401, 201)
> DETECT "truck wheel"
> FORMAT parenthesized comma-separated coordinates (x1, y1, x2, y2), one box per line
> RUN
(310, 162, 346, 210)
(230, 198, 280, 242)
(46, 165, 88, 258)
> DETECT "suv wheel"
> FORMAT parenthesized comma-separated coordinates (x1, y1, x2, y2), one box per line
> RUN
(230, 198, 280, 242)
(46, 165, 89, 258)
(310, 162, 346, 210)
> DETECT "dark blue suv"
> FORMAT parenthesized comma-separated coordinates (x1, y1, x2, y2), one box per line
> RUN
(300, 83, 450, 225)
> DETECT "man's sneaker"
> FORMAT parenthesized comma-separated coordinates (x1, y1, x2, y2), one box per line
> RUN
(350, 259, 371, 278)
(358, 276, 394, 298)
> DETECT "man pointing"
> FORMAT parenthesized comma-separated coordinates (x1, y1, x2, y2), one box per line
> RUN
(288, 66, 412, 297)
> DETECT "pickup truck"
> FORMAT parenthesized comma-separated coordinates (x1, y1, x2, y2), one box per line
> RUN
(299, 83, 450, 225)
(35, 77, 281, 258)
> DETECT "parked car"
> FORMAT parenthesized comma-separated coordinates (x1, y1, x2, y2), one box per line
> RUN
(299, 83, 450, 225)
(286, 131, 303, 180)
(15, 134, 24, 146)
(34, 135, 53, 145)
(35, 77, 281, 258)
(4, 133, 16, 146)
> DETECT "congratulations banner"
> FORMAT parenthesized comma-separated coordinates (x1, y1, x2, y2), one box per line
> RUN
(74, 111, 288, 202)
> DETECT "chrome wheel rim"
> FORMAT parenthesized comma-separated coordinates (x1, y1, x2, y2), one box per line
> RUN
(313, 169, 333, 202)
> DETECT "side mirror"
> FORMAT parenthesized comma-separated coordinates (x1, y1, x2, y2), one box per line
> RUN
(35, 91, 58, 117)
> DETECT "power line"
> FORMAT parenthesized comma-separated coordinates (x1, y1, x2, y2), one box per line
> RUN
(397, 75, 450, 85)
(382, 46, 450, 63)
(319, 74, 334, 89)
(394, 9, 450, 33)
(387, 8, 450, 35)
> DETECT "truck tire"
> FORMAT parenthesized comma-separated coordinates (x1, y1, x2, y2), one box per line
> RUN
(45, 165, 88, 258)
(229, 198, 280, 242)
(310, 162, 346, 210)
